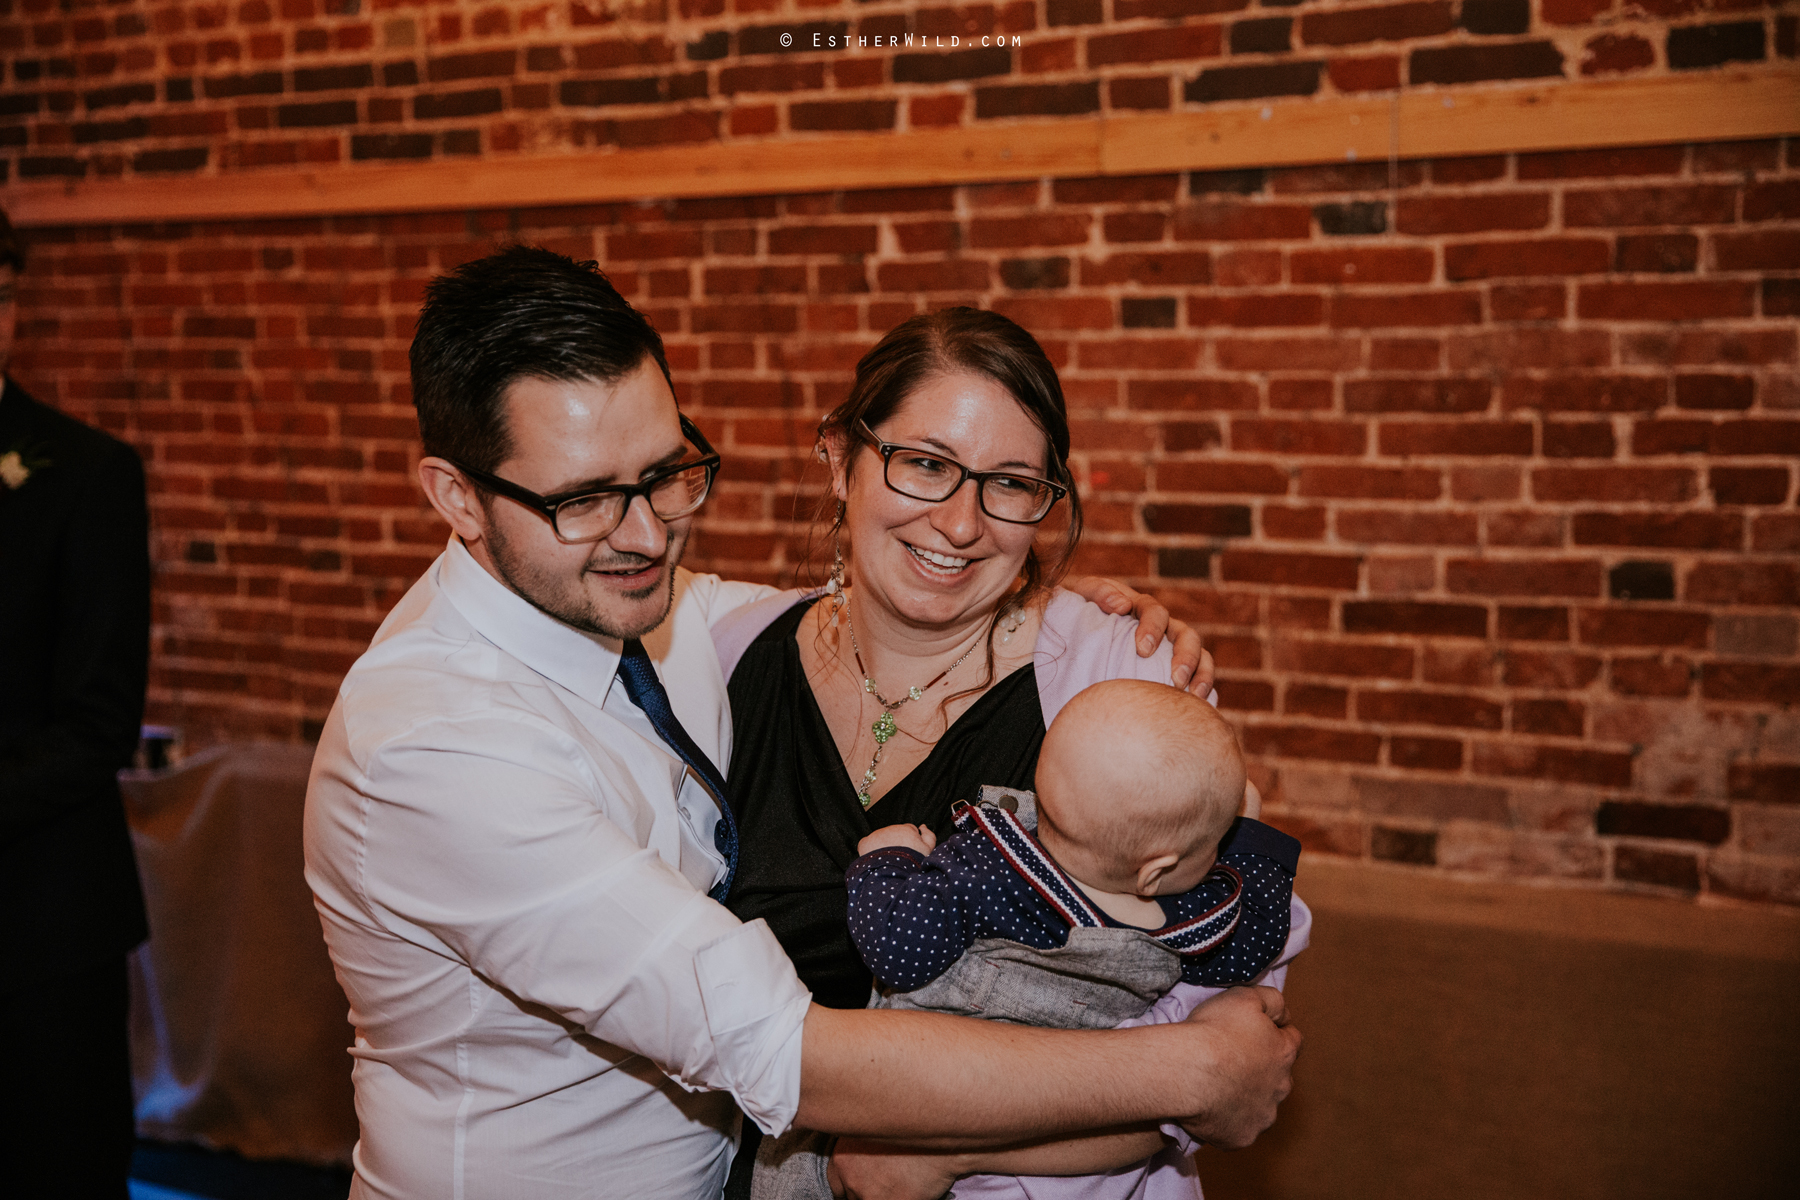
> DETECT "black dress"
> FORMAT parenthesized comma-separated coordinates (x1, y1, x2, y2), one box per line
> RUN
(725, 597, 1048, 1010)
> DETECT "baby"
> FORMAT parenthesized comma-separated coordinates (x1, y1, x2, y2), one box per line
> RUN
(752, 680, 1300, 1200)
(849, 678, 1298, 1003)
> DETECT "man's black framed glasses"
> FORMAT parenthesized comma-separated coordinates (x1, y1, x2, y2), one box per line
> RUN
(451, 414, 721, 544)
(857, 420, 1067, 525)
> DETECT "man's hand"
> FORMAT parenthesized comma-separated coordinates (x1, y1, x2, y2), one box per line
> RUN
(1062, 576, 1214, 697)
(1175, 987, 1301, 1150)
(858, 824, 937, 857)
(830, 1139, 962, 1200)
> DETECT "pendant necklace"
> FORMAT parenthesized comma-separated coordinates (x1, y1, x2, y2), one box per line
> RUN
(845, 603, 990, 809)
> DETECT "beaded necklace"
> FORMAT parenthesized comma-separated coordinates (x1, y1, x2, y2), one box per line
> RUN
(844, 602, 991, 809)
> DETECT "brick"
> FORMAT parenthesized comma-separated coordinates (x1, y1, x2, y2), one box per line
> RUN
(1513, 698, 1583, 737)
(1744, 180, 1800, 223)
(1345, 379, 1490, 414)
(1686, 562, 1800, 607)
(1120, 297, 1178, 328)
(1578, 608, 1709, 649)
(1397, 194, 1550, 235)
(1712, 468, 1792, 506)
(1613, 845, 1700, 892)
(970, 214, 1090, 249)
(768, 224, 879, 255)
(1703, 663, 1800, 705)
(1220, 549, 1361, 589)
(1188, 293, 1324, 327)
(1328, 54, 1402, 91)
(1103, 208, 1163, 241)
(1608, 561, 1675, 602)
(1001, 257, 1071, 289)
(1447, 558, 1602, 598)
(1300, 2, 1453, 46)
(1230, 17, 1291, 54)
(1214, 337, 1360, 371)
(1337, 509, 1477, 546)
(1473, 741, 1633, 788)
(1174, 202, 1312, 241)
(1598, 801, 1730, 845)
(1571, 512, 1743, 549)
(1291, 247, 1431, 284)
(1230, 418, 1364, 455)
(1359, 689, 1502, 730)
(1185, 61, 1322, 102)
(1581, 32, 1655, 76)
(1503, 649, 1601, 689)
(1332, 292, 1486, 334)
(1411, 41, 1564, 85)
(1130, 379, 1258, 412)
(1615, 234, 1698, 274)
(1109, 76, 1171, 109)
(975, 81, 1099, 118)
(876, 260, 990, 292)
(1242, 723, 1383, 764)
(1714, 231, 1800, 272)
(790, 100, 896, 132)
(427, 49, 517, 82)
(1532, 467, 1696, 503)
(1298, 466, 1439, 500)
(1716, 615, 1799, 659)
(1156, 548, 1213, 579)
(1285, 683, 1348, 719)
(1542, 422, 1615, 459)
(1080, 252, 1213, 287)
(1389, 737, 1465, 771)
(1314, 202, 1387, 237)
(1444, 238, 1610, 280)
(1564, 186, 1738, 228)
(1728, 763, 1800, 806)
(1089, 23, 1222, 66)
(1157, 461, 1290, 495)
(1371, 826, 1437, 865)
(1142, 504, 1253, 536)
(1491, 284, 1566, 322)
(1666, 21, 1766, 71)
(1215, 679, 1276, 711)
(1610, 656, 1693, 698)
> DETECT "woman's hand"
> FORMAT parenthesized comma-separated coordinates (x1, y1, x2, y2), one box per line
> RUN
(1063, 576, 1215, 696)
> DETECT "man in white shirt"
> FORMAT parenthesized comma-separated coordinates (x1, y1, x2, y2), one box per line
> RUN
(304, 246, 1300, 1200)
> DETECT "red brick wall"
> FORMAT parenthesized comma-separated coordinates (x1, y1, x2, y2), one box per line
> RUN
(20, 138, 1799, 904)
(7, 1, 1798, 906)
(1, 0, 1793, 179)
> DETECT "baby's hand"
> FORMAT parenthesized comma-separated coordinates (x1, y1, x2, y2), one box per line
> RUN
(858, 824, 937, 857)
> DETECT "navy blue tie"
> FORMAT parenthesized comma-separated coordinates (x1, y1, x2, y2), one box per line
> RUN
(615, 639, 738, 903)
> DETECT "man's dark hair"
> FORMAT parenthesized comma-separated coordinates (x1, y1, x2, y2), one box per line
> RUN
(410, 244, 670, 473)
(0, 208, 25, 273)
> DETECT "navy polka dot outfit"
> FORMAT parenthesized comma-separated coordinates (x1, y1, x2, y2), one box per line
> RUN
(846, 814, 1300, 992)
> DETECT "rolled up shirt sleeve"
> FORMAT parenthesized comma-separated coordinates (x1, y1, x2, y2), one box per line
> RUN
(349, 711, 811, 1132)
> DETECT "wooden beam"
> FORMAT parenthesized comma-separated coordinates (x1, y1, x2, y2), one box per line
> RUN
(7, 67, 1795, 228)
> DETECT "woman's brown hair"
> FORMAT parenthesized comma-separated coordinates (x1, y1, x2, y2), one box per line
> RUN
(815, 306, 1086, 632)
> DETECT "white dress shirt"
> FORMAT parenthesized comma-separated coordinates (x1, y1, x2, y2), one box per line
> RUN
(304, 539, 806, 1200)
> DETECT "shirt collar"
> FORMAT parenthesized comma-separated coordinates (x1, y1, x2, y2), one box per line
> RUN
(436, 536, 623, 710)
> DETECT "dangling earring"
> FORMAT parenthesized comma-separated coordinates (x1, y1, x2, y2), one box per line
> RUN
(998, 605, 1025, 646)
(826, 502, 847, 628)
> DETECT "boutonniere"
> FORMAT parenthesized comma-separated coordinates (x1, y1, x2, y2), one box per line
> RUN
(0, 441, 50, 490)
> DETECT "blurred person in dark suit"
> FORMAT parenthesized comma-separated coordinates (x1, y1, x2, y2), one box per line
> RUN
(0, 208, 152, 1196)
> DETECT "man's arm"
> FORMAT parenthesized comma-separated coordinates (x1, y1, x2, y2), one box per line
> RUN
(795, 985, 1299, 1149)
(0, 438, 150, 834)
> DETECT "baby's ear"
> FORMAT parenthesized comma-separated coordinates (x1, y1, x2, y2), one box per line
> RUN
(1135, 852, 1181, 896)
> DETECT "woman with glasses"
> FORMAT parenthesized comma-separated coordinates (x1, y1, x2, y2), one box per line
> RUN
(714, 308, 1305, 1200)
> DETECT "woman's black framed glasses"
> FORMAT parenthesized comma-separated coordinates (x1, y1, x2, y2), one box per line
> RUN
(857, 420, 1067, 525)
(450, 414, 721, 544)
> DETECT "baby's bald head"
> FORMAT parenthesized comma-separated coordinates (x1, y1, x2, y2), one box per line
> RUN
(1034, 680, 1246, 891)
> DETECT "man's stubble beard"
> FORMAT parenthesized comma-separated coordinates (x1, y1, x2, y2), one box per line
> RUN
(483, 513, 687, 641)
